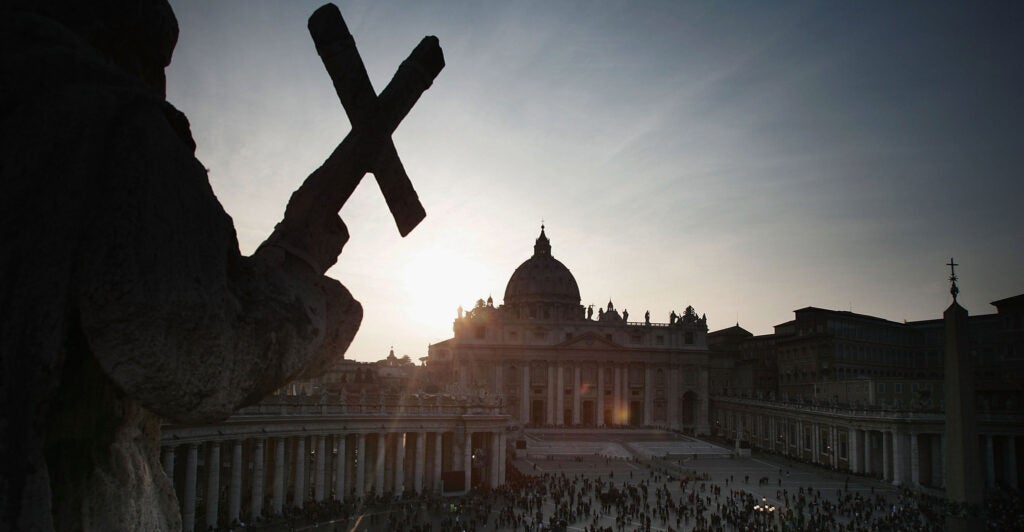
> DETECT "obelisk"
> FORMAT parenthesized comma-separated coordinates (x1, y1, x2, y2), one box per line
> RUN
(943, 258, 982, 530)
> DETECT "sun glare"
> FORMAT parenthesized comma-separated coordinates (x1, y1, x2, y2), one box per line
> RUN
(400, 249, 491, 331)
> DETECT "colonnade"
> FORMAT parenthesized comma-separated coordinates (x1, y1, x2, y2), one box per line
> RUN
(713, 398, 1022, 493)
(162, 429, 507, 532)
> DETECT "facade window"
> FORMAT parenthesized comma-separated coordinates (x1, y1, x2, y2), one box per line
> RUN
(475, 326, 485, 339)
(893, 383, 902, 393)
(631, 334, 641, 344)
(656, 335, 665, 346)
(877, 383, 886, 393)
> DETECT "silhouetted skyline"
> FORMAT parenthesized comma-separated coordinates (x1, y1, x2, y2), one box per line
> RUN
(167, 1, 1024, 362)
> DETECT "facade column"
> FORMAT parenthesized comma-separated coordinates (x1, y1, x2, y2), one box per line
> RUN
(315, 435, 327, 502)
(251, 439, 265, 520)
(556, 364, 565, 426)
(495, 364, 504, 396)
(882, 431, 892, 481)
(668, 367, 680, 430)
(205, 441, 221, 530)
(375, 433, 386, 497)
(643, 365, 654, 426)
(293, 436, 306, 508)
(272, 437, 285, 514)
(572, 365, 581, 425)
(395, 432, 406, 495)
(434, 432, 444, 492)
(464, 431, 473, 493)
(985, 434, 995, 489)
(182, 443, 198, 532)
(161, 446, 175, 487)
(355, 434, 366, 498)
(334, 434, 347, 501)
(415, 432, 426, 493)
(596, 364, 605, 426)
(910, 432, 920, 486)
(547, 365, 555, 425)
(1008, 436, 1018, 490)
(521, 365, 530, 423)
(229, 440, 242, 523)
(613, 366, 622, 425)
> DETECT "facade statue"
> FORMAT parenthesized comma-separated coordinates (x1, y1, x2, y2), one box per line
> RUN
(587, 304, 594, 320)
(0, 1, 443, 530)
(645, 310, 651, 325)
(622, 309, 629, 322)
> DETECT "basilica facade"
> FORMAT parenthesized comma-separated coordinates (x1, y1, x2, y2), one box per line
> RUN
(426, 227, 712, 434)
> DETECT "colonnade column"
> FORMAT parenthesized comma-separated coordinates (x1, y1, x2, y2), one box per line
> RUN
(668, 368, 680, 430)
(251, 439, 265, 519)
(434, 432, 444, 492)
(892, 429, 901, 484)
(498, 433, 506, 485)
(596, 365, 605, 426)
(315, 435, 326, 502)
(643, 366, 653, 426)
(910, 432, 920, 486)
(355, 434, 366, 499)
(882, 431, 892, 481)
(985, 434, 995, 489)
(375, 433, 386, 497)
(864, 431, 873, 476)
(556, 364, 565, 426)
(183, 443, 198, 532)
(415, 432, 426, 493)
(162, 446, 175, 487)
(490, 432, 501, 488)
(293, 436, 306, 507)
(272, 438, 285, 514)
(205, 442, 221, 529)
(1008, 436, 1018, 489)
(229, 440, 242, 523)
(933, 434, 944, 487)
(521, 366, 530, 423)
(464, 431, 473, 493)
(572, 365, 581, 425)
(334, 435, 346, 501)
(547, 366, 556, 425)
(395, 432, 406, 495)
(849, 429, 860, 474)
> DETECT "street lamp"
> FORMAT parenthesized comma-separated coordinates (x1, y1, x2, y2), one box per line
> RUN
(753, 497, 777, 531)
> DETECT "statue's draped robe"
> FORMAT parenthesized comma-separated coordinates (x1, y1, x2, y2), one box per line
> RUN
(0, 11, 361, 530)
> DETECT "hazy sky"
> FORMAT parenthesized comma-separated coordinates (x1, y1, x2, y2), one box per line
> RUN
(167, 1, 1023, 363)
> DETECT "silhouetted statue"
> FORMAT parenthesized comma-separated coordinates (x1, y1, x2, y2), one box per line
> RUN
(622, 309, 629, 322)
(670, 310, 677, 324)
(645, 310, 651, 325)
(587, 304, 594, 320)
(0, 1, 443, 530)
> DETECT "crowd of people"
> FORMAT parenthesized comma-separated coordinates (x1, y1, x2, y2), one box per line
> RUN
(213, 454, 1023, 531)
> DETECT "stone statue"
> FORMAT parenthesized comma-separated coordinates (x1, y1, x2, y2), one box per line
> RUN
(458, 305, 464, 319)
(622, 309, 629, 322)
(587, 304, 594, 320)
(645, 310, 651, 325)
(0, 2, 443, 530)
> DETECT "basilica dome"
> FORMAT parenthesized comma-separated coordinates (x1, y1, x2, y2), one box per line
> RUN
(503, 227, 581, 306)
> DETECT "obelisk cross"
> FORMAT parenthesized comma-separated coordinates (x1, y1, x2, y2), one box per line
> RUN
(947, 257, 959, 301)
(308, 3, 431, 237)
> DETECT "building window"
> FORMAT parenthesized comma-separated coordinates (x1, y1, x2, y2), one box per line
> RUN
(893, 383, 902, 393)
(475, 326, 485, 339)
(656, 335, 664, 346)
(631, 334, 641, 344)
(877, 383, 886, 393)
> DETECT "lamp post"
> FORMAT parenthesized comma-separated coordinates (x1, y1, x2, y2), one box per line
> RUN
(753, 497, 777, 531)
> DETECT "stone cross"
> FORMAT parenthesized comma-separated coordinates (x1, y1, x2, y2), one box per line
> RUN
(308, 3, 434, 237)
(267, 3, 443, 271)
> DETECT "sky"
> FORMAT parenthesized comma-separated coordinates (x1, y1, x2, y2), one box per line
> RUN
(166, 1, 1024, 363)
